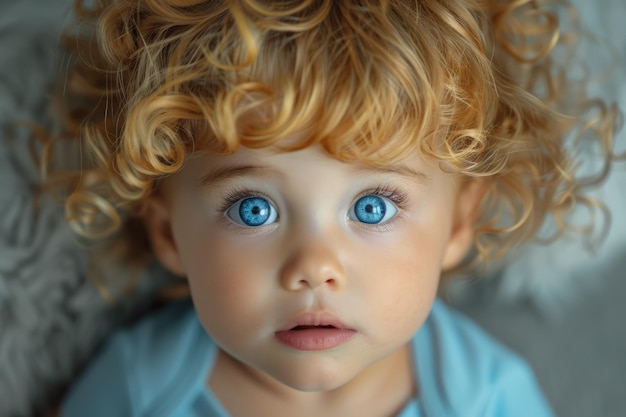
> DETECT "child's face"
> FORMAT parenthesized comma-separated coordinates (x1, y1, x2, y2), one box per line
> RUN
(146, 144, 480, 392)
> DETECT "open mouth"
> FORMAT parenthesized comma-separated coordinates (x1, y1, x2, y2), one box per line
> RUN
(291, 325, 337, 330)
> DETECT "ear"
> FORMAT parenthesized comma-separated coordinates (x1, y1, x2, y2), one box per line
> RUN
(441, 178, 490, 271)
(142, 194, 187, 277)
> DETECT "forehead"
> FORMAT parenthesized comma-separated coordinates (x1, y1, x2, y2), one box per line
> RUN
(184, 144, 449, 190)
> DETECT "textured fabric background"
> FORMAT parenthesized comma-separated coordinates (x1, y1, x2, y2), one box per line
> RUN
(0, 1, 624, 416)
(449, 3, 626, 415)
(0, 4, 171, 416)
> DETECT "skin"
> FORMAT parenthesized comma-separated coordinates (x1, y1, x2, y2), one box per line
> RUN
(144, 144, 484, 416)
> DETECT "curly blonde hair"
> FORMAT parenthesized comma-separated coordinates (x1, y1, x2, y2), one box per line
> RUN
(50, 0, 619, 275)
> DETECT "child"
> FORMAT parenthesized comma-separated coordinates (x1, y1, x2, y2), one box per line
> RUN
(54, 0, 619, 416)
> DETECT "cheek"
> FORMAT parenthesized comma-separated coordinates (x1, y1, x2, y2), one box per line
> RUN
(184, 239, 256, 296)
(360, 253, 438, 328)
(358, 218, 450, 287)
(177, 230, 277, 338)
(352, 219, 451, 336)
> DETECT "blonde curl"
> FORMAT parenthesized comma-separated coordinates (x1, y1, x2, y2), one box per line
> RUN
(50, 0, 620, 272)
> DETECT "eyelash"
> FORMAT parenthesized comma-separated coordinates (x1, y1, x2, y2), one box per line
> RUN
(216, 186, 275, 215)
(356, 185, 408, 209)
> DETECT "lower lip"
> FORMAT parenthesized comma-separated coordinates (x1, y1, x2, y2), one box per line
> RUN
(275, 328, 357, 351)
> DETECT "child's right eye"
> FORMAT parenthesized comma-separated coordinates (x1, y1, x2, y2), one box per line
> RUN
(225, 196, 279, 227)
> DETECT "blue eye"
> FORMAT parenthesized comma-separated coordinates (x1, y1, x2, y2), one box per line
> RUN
(351, 195, 398, 224)
(225, 197, 279, 227)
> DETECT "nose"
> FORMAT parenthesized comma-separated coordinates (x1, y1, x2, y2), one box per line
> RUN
(279, 242, 346, 291)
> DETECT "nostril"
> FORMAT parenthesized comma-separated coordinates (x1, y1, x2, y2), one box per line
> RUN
(287, 274, 340, 291)
(297, 278, 335, 288)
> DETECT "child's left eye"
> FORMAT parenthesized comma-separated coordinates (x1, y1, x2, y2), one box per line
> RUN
(349, 195, 398, 224)
(225, 196, 279, 227)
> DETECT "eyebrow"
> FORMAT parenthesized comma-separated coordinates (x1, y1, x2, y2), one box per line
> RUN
(350, 164, 431, 184)
(199, 164, 283, 187)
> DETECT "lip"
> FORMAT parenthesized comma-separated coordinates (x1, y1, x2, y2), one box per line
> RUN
(275, 312, 357, 351)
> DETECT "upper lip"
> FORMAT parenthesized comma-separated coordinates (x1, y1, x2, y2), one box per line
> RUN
(277, 312, 353, 332)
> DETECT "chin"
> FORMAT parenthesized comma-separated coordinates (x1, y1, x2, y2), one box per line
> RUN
(266, 360, 355, 393)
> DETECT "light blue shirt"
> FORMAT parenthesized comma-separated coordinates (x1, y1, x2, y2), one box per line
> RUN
(61, 299, 554, 417)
